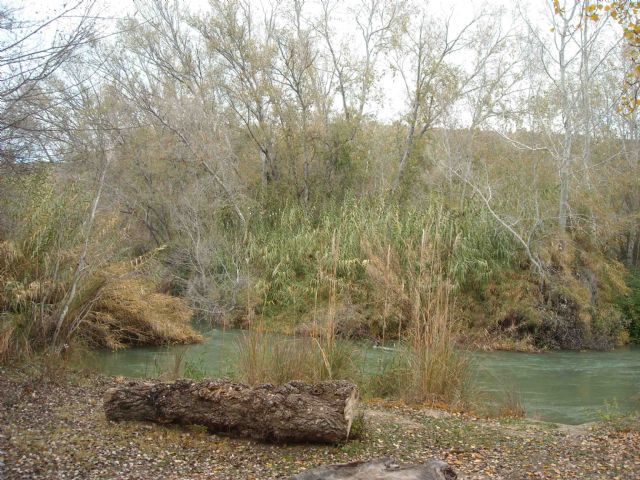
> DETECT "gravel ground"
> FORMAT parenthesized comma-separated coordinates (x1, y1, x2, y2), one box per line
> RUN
(1, 367, 638, 480)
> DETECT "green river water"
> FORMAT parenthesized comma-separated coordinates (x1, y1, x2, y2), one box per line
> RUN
(89, 328, 640, 425)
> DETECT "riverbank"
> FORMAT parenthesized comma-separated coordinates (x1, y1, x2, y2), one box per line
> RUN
(88, 328, 640, 425)
(1, 367, 638, 479)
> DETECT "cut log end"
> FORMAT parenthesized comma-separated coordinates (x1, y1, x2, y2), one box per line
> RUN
(104, 378, 359, 444)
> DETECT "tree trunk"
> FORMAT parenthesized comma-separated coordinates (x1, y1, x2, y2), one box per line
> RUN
(627, 225, 637, 266)
(558, 166, 570, 232)
(53, 149, 110, 350)
(104, 379, 358, 444)
(290, 457, 457, 480)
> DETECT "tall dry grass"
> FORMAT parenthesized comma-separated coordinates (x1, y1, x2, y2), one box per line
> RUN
(365, 227, 473, 407)
(0, 171, 87, 361)
(235, 329, 359, 385)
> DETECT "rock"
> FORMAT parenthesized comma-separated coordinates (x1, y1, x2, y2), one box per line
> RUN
(289, 457, 457, 480)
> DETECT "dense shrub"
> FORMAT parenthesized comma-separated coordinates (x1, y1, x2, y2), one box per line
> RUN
(0, 171, 201, 363)
(617, 269, 640, 343)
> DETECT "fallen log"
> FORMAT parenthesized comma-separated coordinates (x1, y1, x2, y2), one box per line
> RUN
(289, 457, 457, 480)
(104, 378, 358, 444)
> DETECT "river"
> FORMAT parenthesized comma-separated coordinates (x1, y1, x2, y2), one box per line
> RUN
(88, 328, 640, 425)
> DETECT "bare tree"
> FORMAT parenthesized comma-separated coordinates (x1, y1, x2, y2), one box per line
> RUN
(517, 0, 617, 232)
(194, 0, 282, 190)
(96, 0, 248, 228)
(273, 0, 318, 202)
(317, 0, 405, 132)
(390, 6, 495, 192)
(0, 1, 96, 165)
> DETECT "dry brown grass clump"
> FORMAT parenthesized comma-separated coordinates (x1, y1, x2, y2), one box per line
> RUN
(0, 172, 203, 361)
(80, 275, 202, 350)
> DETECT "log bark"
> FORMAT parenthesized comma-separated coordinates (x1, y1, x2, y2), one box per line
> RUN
(104, 379, 358, 444)
(289, 457, 457, 480)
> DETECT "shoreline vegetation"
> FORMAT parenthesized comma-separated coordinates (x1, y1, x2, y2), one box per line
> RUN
(1, 179, 639, 413)
(2, 171, 638, 362)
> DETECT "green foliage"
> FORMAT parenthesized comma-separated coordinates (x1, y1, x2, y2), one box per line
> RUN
(243, 194, 520, 337)
(617, 268, 640, 342)
(184, 359, 209, 380)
